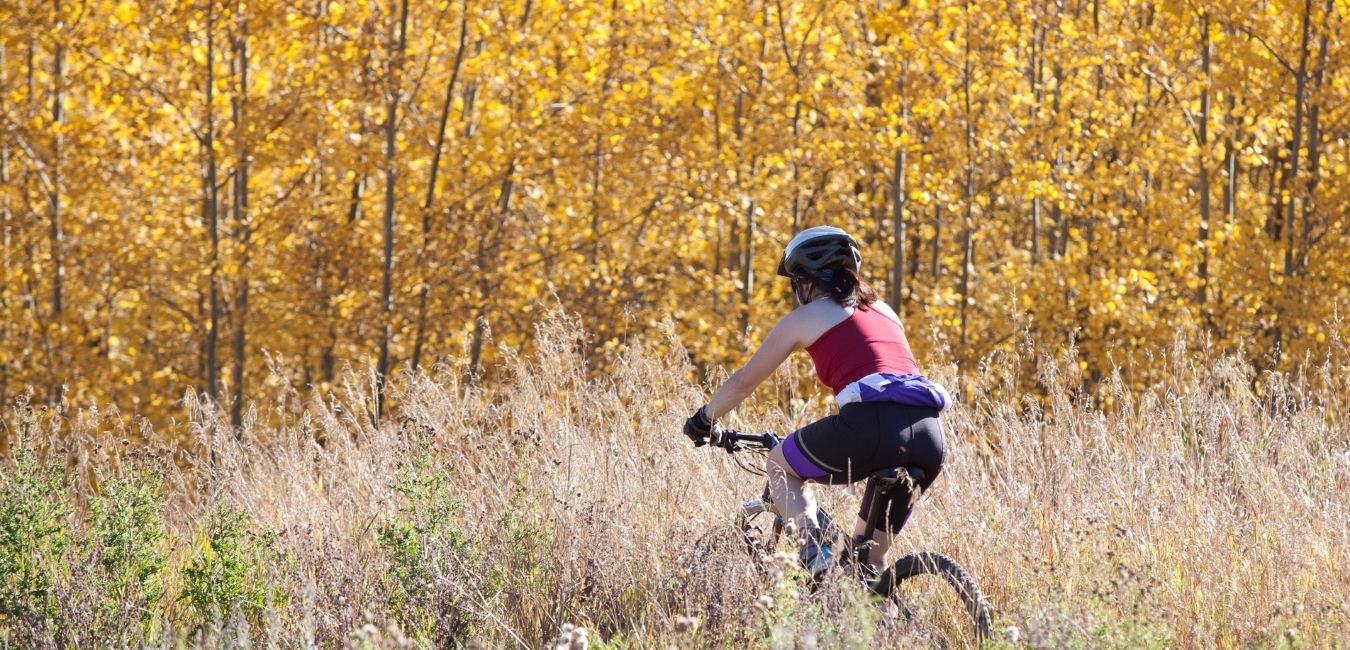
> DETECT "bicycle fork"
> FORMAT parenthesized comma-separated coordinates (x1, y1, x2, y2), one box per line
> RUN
(739, 481, 774, 516)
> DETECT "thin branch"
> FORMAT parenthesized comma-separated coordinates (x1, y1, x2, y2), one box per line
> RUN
(794, 0, 832, 73)
(147, 288, 197, 325)
(7, 134, 56, 194)
(1233, 23, 1298, 77)
(73, 44, 206, 144)
(773, 0, 800, 77)
(1138, 64, 1203, 144)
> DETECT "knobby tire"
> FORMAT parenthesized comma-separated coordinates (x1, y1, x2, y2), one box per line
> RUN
(872, 551, 993, 641)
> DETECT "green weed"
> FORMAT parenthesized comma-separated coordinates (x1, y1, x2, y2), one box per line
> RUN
(0, 443, 73, 634)
(180, 507, 277, 631)
(376, 450, 477, 643)
(88, 472, 168, 639)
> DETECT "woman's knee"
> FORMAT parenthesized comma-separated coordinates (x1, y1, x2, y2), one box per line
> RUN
(766, 443, 802, 479)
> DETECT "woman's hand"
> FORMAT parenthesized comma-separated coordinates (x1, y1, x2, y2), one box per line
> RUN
(683, 406, 713, 447)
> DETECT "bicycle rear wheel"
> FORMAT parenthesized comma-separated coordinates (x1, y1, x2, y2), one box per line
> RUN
(871, 551, 993, 642)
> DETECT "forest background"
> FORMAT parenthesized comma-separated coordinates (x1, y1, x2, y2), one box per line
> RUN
(2, 0, 1347, 433)
(2, 0, 1349, 647)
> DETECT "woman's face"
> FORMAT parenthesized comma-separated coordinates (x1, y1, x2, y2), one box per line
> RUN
(791, 276, 812, 306)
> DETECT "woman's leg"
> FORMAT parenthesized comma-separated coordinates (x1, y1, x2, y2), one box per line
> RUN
(766, 443, 818, 535)
(852, 516, 894, 571)
(848, 404, 945, 572)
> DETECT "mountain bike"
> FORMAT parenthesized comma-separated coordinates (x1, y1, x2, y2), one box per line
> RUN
(702, 427, 993, 643)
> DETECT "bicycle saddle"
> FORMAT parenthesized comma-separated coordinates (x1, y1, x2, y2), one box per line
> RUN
(867, 466, 926, 490)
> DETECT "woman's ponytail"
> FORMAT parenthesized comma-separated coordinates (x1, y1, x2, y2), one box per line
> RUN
(812, 267, 877, 307)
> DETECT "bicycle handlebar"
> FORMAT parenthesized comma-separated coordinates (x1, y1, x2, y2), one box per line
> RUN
(708, 428, 780, 453)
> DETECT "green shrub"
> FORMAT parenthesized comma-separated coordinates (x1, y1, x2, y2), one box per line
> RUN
(88, 472, 168, 636)
(376, 451, 475, 642)
(180, 507, 276, 630)
(0, 444, 73, 631)
(485, 473, 550, 599)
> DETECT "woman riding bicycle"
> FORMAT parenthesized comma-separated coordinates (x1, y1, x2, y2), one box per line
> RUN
(684, 226, 951, 577)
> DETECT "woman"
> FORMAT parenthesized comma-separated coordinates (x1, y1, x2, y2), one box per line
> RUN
(684, 226, 950, 576)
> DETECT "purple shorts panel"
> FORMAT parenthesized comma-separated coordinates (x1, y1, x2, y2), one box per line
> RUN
(782, 433, 830, 480)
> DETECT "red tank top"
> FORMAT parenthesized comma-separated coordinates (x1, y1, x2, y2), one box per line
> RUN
(805, 305, 919, 394)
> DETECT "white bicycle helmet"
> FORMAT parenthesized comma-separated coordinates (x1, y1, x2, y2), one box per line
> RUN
(777, 226, 863, 278)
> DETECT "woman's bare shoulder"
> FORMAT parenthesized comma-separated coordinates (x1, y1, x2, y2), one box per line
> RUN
(869, 300, 904, 327)
(780, 299, 852, 347)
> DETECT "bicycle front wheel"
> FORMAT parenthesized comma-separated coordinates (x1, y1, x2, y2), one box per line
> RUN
(735, 497, 784, 562)
(736, 499, 843, 565)
(871, 551, 993, 643)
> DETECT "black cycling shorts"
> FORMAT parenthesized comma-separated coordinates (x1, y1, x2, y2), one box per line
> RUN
(781, 401, 945, 533)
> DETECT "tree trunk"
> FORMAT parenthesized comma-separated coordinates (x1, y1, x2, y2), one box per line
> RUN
(889, 146, 906, 308)
(203, 0, 221, 401)
(1265, 154, 1281, 241)
(466, 163, 515, 384)
(959, 223, 974, 357)
(1222, 91, 1237, 220)
(467, 304, 487, 385)
(229, 3, 250, 433)
(376, 0, 411, 418)
(346, 170, 367, 223)
(48, 0, 64, 321)
(588, 131, 604, 265)
(930, 204, 942, 278)
(1031, 197, 1042, 262)
(907, 205, 922, 283)
(1052, 151, 1065, 258)
(958, 0, 974, 363)
(740, 194, 756, 333)
(231, 282, 248, 429)
(1298, 0, 1333, 275)
(1282, 0, 1312, 279)
(889, 55, 910, 308)
(322, 323, 337, 383)
(324, 141, 367, 383)
(410, 0, 469, 372)
(1274, 0, 1314, 368)
(1, 42, 9, 408)
(737, 24, 768, 335)
(791, 100, 802, 232)
(1050, 26, 1066, 259)
(1029, 0, 1045, 263)
(1092, 0, 1103, 97)
(1196, 11, 1212, 306)
(726, 68, 747, 282)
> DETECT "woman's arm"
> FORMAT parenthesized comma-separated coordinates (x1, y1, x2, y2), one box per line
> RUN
(702, 310, 818, 421)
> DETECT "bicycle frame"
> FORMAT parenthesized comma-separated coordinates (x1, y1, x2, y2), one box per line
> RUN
(707, 427, 993, 641)
(713, 429, 919, 575)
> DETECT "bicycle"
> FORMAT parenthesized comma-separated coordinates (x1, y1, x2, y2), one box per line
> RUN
(700, 427, 993, 644)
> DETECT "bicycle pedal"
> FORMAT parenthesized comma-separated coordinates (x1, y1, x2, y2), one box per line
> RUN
(854, 563, 881, 586)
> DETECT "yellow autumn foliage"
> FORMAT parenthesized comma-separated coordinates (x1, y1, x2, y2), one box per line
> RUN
(0, 0, 1346, 430)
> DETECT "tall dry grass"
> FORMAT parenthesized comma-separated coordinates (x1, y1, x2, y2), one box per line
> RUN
(1, 311, 1347, 648)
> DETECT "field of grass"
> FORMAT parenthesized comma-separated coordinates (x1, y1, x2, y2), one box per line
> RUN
(1, 313, 1347, 648)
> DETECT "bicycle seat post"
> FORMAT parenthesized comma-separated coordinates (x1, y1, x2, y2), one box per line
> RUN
(853, 469, 900, 568)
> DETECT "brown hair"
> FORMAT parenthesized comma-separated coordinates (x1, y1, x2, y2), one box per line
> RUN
(804, 266, 877, 308)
